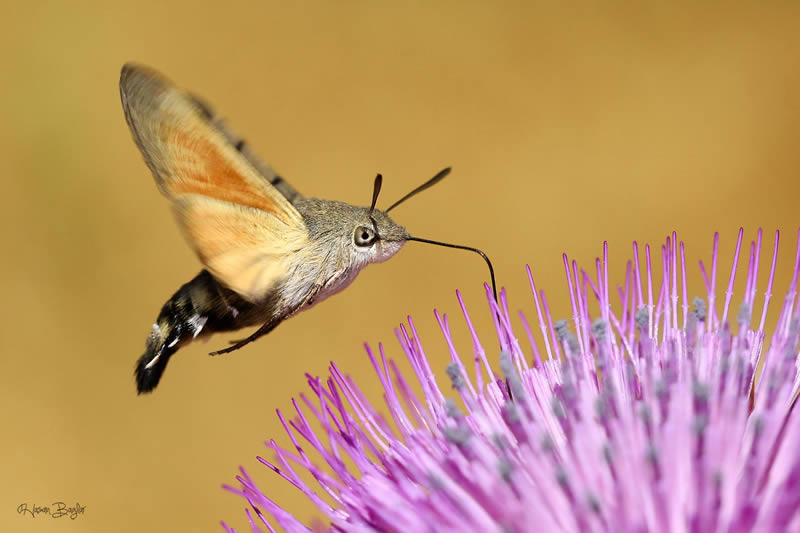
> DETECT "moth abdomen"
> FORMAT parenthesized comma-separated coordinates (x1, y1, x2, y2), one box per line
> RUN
(135, 270, 264, 394)
(135, 324, 178, 395)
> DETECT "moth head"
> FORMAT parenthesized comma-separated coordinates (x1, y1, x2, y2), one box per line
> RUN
(360, 168, 498, 302)
(298, 168, 497, 301)
(350, 205, 409, 263)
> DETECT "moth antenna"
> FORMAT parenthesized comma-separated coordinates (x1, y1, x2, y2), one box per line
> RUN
(386, 167, 451, 213)
(407, 236, 498, 302)
(369, 173, 383, 216)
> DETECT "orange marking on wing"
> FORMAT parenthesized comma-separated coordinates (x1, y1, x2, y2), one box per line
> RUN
(165, 129, 283, 215)
(174, 197, 307, 301)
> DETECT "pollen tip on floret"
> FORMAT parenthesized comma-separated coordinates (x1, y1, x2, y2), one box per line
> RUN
(788, 317, 800, 341)
(692, 414, 708, 436)
(635, 307, 648, 331)
(499, 350, 513, 375)
(492, 433, 507, 449)
(503, 402, 521, 424)
(553, 319, 569, 341)
(693, 381, 710, 402)
(445, 397, 463, 418)
(645, 441, 659, 467)
(737, 302, 751, 326)
(443, 423, 471, 446)
(445, 362, 465, 390)
(555, 466, 569, 489)
(654, 377, 666, 395)
(602, 442, 613, 464)
(498, 457, 513, 483)
(541, 433, 555, 452)
(499, 350, 525, 398)
(693, 296, 707, 322)
(752, 414, 764, 436)
(586, 493, 601, 514)
(553, 320, 580, 353)
(427, 472, 445, 490)
(594, 396, 607, 419)
(591, 318, 608, 341)
(551, 396, 567, 420)
(567, 332, 580, 353)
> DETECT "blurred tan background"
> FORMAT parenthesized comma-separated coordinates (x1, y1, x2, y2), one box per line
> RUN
(2, 1, 800, 531)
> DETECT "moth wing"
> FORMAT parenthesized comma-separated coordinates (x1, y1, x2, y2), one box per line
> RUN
(174, 195, 307, 302)
(184, 92, 303, 205)
(120, 63, 307, 300)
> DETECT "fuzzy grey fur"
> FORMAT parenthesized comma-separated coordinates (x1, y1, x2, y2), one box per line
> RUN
(285, 198, 409, 310)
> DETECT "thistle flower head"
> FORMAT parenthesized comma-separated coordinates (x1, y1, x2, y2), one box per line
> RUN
(224, 228, 800, 533)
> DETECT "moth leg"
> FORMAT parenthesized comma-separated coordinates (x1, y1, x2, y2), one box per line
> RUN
(212, 285, 325, 354)
(209, 318, 281, 356)
(209, 283, 323, 356)
(295, 283, 324, 313)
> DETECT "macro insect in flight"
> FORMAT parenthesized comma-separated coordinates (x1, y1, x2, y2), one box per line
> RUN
(120, 63, 496, 394)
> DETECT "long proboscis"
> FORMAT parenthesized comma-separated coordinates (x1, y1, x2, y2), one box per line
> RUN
(407, 236, 498, 302)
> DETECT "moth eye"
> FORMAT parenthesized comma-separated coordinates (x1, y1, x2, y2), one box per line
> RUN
(354, 225, 376, 247)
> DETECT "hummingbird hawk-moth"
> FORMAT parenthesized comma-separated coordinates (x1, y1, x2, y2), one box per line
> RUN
(120, 63, 495, 394)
